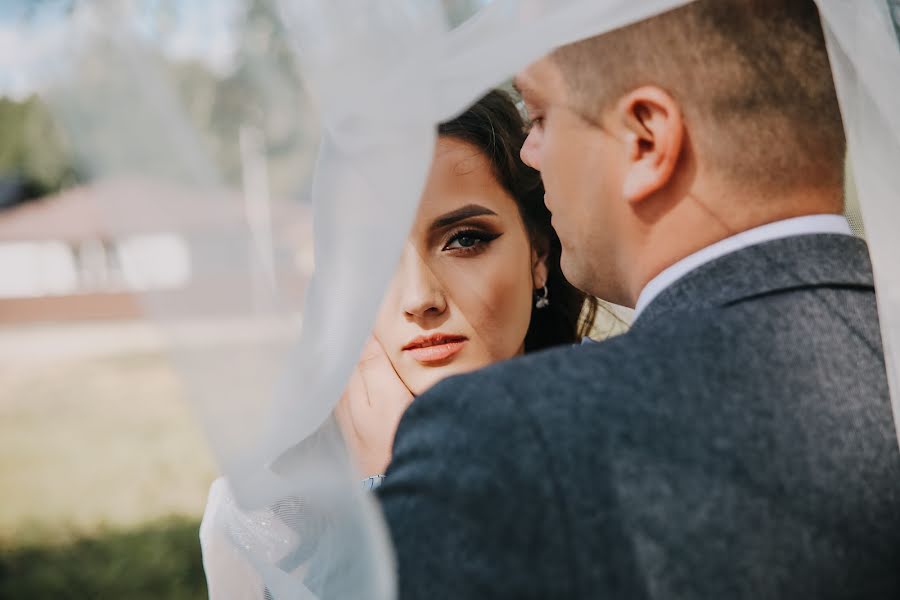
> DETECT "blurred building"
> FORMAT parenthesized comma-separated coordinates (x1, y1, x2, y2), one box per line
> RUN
(0, 178, 311, 324)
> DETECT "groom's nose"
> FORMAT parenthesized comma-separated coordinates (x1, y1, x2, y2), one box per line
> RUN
(399, 246, 448, 319)
(520, 129, 541, 171)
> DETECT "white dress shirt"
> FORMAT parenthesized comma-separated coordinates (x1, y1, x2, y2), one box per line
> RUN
(633, 214, 854, 319)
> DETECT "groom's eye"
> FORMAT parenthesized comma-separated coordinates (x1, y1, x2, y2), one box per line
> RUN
(526, 116, 544, 131)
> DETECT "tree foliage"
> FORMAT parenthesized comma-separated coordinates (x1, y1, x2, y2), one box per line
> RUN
(1, 0, 317, 208)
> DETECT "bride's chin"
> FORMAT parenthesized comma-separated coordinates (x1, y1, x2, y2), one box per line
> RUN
(407, 365, 462, 397)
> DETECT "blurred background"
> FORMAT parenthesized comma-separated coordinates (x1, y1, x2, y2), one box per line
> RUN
(0, 0, 318, 597)
(1, 1, 894, 598)
(0, 1, 500, 597)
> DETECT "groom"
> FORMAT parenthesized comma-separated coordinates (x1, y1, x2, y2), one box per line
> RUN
(377, 1, 900, 598)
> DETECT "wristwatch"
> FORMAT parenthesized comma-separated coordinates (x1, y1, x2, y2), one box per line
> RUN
(361, 474, 386, 490)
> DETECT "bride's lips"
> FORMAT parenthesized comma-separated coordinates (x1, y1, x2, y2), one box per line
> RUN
(402, 333, 468, 364)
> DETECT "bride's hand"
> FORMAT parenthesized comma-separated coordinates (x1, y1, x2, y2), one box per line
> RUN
(334, 336, 414, 477)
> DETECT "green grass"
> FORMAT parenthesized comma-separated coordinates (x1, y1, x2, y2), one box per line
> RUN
(0, 319, 633, 598)
(0, 338, 217, 597)
(0, 517, 207, 599)
(0, 351, 216, 542)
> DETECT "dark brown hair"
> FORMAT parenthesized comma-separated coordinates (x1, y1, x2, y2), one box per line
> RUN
(553, 0, 845, 195)
(438, 90, 597, 351)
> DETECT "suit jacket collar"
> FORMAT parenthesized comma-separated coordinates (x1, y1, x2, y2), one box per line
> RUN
(633, 234, 874, 327)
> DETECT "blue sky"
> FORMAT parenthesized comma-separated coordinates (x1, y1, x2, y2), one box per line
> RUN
(0, 0, 72, 23)
(0, 0, 242, 100)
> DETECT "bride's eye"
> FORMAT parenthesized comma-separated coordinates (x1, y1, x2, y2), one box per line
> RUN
(442, 229, 500, 254)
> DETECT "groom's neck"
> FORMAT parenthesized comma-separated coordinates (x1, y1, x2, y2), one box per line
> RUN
(622, 184, 845, 307)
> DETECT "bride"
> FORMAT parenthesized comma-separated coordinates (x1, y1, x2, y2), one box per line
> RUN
(200, 88, 600, 596)
(332, 89, 599, 478)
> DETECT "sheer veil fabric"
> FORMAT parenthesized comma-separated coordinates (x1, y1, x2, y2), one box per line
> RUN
(29, 0, 900, 598)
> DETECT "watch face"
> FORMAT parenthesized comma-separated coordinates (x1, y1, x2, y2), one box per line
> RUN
(362, 474, 386, 490)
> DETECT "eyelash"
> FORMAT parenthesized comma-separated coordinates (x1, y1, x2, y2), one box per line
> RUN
(442, 228, 501, 255)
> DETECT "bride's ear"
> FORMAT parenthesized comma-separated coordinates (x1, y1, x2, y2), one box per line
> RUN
(531, 243, 549, 289)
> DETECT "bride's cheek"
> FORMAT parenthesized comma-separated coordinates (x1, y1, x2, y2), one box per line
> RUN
(479, 258, 532, 358)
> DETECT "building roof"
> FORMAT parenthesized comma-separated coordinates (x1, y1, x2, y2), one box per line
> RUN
(0, 177, 308, 242)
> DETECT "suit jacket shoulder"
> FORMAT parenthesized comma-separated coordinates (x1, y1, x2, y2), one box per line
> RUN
(380, 234, 900, 599)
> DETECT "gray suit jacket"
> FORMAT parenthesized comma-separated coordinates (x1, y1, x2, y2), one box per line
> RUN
(377, 233, 900, 599)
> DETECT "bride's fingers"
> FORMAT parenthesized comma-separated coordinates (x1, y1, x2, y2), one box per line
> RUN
(336, 367, 366, 432)
(357, 337, 413, 410)
(358, 336, 385, 365)
(335, 336, 414, 475)
(358, 337, 403, 384)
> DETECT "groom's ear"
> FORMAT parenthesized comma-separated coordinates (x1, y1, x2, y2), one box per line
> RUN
(616, 86, 684, 204)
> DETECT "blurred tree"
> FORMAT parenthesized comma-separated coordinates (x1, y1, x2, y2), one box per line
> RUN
(890, 0, 900, 45)
(206, 0, 317, 196)
(0, 95, 81, 208)
(4, 0, 316, 199)
(443, 0, 493, 28)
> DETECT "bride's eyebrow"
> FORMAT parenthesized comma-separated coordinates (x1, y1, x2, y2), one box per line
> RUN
(430, 204, 498, 230)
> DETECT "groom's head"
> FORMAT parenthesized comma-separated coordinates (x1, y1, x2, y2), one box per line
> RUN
(515, 0, 846, 305)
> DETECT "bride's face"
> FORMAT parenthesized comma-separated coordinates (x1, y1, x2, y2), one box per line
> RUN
(374, 137, 547, 396)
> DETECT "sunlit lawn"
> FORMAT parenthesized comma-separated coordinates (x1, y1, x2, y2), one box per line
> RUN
(0, 347, 217, 598)
(0, 309, 630, 598)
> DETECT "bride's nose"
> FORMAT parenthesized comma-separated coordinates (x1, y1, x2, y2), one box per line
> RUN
(399, 246, 448, 318)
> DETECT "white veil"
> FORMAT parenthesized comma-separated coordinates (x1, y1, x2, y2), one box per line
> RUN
(22, 0, 900, 598)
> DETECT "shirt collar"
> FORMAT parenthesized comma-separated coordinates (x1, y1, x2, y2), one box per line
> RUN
(633, 215, 853, 319)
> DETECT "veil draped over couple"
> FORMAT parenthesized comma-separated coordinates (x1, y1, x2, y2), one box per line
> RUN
(189, 0, 900, 598)
(201, 0, 900, 599)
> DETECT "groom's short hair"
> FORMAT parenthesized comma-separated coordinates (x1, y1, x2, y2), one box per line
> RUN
(552, 0, 845, 195)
